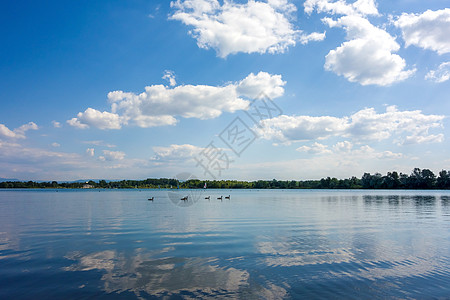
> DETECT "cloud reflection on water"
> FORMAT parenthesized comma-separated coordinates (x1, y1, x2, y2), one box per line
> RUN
(63, 247, 287, 299)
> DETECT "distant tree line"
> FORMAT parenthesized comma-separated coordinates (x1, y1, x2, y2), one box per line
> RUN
(1, 168, 450, 189)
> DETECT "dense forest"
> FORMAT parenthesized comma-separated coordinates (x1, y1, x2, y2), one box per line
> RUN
(1, 168, 450, 190)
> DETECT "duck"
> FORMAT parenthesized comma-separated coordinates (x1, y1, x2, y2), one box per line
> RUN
(181, 196, 188, 201)
(217, 196, 223, 200)
(225, 195, 230, 199)
(148, 197, 154, 201)
(205, 196, 210, 200)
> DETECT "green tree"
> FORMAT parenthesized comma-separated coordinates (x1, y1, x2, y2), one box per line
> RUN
(437, 170, 450, 189)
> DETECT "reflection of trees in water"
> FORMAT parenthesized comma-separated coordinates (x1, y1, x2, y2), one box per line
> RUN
(362, 194, 450, 218)
(363, 195, 437, 206)
(321, 195, 359, 204)
(64, 248, 286, 299)
(441, 196, 450, 216)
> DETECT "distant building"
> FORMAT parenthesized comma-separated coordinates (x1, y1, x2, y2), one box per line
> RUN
(82, 183, 94, 189)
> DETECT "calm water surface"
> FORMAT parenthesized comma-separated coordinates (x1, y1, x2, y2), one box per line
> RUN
(1, 189, 450, 299)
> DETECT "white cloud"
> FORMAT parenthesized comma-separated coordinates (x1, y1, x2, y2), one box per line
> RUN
(150, 143, 232, 171)
(99, 150, 125, 161)
(51, 142, 61, 148)
(304, 0, 414, 86)
(162, 70, 177, 86)
(297, 141, 405, 164)
(376, 150, 403, 159)
(394, 9, 450, 55)
(0, 140, 84, 178)
(403, 134, 444, 145)
(333, 140, 353, 152)
(304, 0, 379, 16)
(69, 72, 285, 129)
(0, 124, 16, 138)
(296, 142, 332, 154)
(323, 15, 415, 86)
(297, 140, 403, 159)
(337, 144, 403, 160)
(346, 106, 444, 143)
(67, 118, 89, 129)
(108, 84, 245, 126)
(52, 121, 61, 128)
(258, 114, 347, 142)
(151, 144, 204, 161)
(86, 148, 95, 157)
(299, 31, 326, 44)
(0, 122, 38, 139)
(0, 140, 149, 181)
(257, 106, 444, 145)
(67, 108, 122, 130)
(82, 140, 117, 148)
(231, 140, 410, 180)
(170, 0, 323, 57)
(426, 62, 450, 83)
(236, 71, 286, 99)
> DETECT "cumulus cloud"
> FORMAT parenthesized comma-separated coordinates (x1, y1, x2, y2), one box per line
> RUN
(52, 121, 61, 128)
(258, 114, 347, 142)
(0, 122, 38, 139)
(299, 31, 326, 44)
(394, 9, 450, 55)
(51, 142, 61, 147)
(297, 140, 403, 160)
(0, 124, 16, 138)
(82, 140, 117, 148)
(68, 72, 285, 129)
(99, 150, 125, 161)
(0, 140, 149, 180)
(162, 70, 177, 86)
(0, 140, 86, 179)
(323, 15, 415, 86)
(304, 0, 379, 16)
(376, 150, 403, 159)
(426, 62, 450, 83)
(402, 134, 444, 145)
(151, 144, 204, 161)
(257, 106, 444, 145)
(339, 144, 403, 160)
(170, 0, 323, 57)
(86, 148, 95, 157)
(108, 84, 244, 125)
(333, 141, 403, 159)
(304, 0, 414, 86)
(14, 122, 38, 138)
(296, 142, 332, 154)
(236, 72, 286, 99)
(346, 106, 443, 142)
(67, 108, 122, 130)
(333, 140, 353, 152)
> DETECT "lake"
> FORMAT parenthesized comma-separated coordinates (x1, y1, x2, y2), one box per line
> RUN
(1, 189, 450, 299)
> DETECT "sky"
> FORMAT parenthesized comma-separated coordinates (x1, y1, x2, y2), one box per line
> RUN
(1, 0, 450, 181)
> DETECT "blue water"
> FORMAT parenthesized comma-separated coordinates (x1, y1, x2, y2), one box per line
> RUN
(1, 189, 450, 299)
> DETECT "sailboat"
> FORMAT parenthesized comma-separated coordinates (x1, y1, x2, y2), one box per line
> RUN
(203, 182, 207, 189)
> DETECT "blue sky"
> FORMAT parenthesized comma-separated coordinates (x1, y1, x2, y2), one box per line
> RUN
(1, 0, 449, 181)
